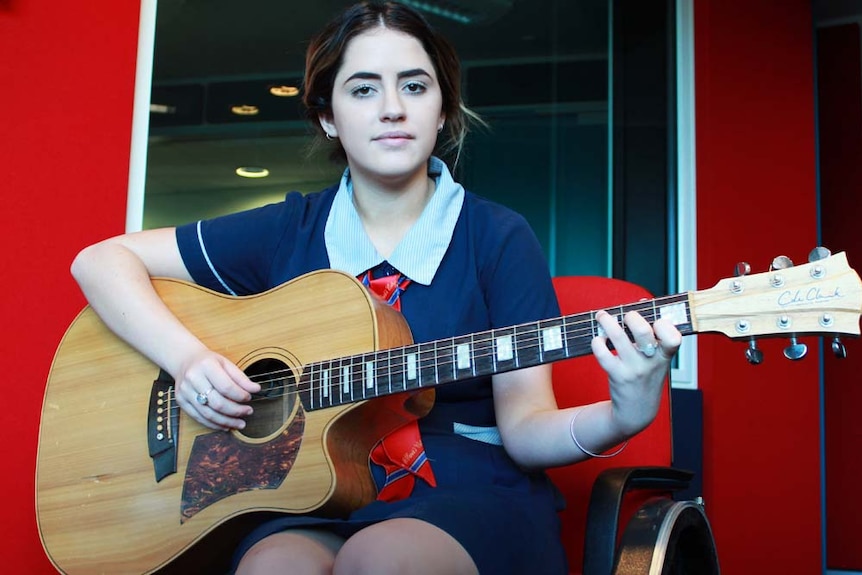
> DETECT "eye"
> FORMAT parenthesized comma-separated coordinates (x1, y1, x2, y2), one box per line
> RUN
(403, 81, 427, 94)
(350, 84, 376, 97)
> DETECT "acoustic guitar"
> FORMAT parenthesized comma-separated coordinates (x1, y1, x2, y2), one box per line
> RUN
(36, 250, 861, 574)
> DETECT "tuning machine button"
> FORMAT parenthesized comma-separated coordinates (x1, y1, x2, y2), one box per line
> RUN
(808, 246, 832, 262)
(832, 337, 847, 359)
(783, 336, 808, 361)
(770, 256, 794, 271)
(745, 340, 764, 365)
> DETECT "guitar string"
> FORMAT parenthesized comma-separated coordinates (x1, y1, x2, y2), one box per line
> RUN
(160, 295, 688, 412)
(162, 299, 684, 413)
(164, 297, 686, 408)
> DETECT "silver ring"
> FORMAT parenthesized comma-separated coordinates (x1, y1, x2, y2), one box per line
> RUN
(636, 341, 659, 358)
(195, 387, 214, 406)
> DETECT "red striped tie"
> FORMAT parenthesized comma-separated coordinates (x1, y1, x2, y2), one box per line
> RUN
(358, 267, 437, 502)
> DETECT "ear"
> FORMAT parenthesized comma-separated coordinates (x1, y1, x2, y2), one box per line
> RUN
(318, 113, 337, 139)
(437, 112, 446, 132)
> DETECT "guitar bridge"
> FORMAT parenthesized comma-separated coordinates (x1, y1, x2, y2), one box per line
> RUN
(148, 370, 179, 482)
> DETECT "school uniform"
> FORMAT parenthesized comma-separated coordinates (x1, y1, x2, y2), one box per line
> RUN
(176, 157, 568, 574)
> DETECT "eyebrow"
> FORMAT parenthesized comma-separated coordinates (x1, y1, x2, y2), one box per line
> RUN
(343, 68, 432, 84)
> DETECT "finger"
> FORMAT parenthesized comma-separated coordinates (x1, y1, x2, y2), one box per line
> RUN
(623, 311, 658, 351)
(591, 310, 628, 370)
(196, 383, 254, 419)
(218, 357, 262, 398)
(652, 318, 683, 358)
(192, 400, 248, 430)
(175, 390, 228, 431)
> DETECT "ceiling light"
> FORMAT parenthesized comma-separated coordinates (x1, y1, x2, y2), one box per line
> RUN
(394, 0, 513, 25)
(269, 85, 300, 97)
(397, 0, 472, 24)
(231, 104, 260, 116)
(149, 103, 176, 114)
(235, 166, 270, 178)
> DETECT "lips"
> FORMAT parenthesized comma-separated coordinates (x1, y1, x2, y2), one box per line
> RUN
(373, 131, 413, 141)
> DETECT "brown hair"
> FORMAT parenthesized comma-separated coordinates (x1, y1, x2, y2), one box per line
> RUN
(303, 1, 480, 165)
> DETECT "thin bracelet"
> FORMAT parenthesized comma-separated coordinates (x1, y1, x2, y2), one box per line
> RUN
(568, 407, 628, 458)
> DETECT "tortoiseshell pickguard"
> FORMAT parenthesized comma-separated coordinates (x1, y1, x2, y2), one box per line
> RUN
(180, 408, 305, 522)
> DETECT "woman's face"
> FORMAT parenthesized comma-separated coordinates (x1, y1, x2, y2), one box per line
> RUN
(321, 27, 445, 184)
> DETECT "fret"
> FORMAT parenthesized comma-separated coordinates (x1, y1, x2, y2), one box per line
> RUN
(341, 362, 351, 400)
(418, 341, 438, 386)
(321, 366, 329, 399)
(306, 362, 315, 410)
(539, 318, 567, 363)
(406, 349, 418, 384)
(472, 333, 494, 377)
(364, 356, 375, 394)
(494, 327, 516, 372)
(660, 298, 690, 328)
(298, 370, 312, 411)
(348, 358, 363, 400)
(453, 334, 474, 379)
(376, 350, 392, 396)
(333, 358, 349, 404)
(389, 348, 406, 393)
(514, 324, 540, 368)
(435, 340, 455, 385)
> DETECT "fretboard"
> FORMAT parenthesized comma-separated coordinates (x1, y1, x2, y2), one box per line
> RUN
(298, 293, 693, 411)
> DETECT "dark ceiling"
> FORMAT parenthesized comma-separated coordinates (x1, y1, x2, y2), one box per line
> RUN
(152, 0, 609, 81)
(143, 0, 611, 224)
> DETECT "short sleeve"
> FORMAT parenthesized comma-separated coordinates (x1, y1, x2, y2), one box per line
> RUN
(473, 200, 560, 329)
(175, 191, 308, 295)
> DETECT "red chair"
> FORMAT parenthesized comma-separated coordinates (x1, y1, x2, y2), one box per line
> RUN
(548, 276, 719, 575)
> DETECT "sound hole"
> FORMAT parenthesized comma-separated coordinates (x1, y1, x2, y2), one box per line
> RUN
(242, 358, 297, 439)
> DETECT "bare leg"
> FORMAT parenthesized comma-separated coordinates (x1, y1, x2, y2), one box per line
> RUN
(235, 528, 346, 575)
(333, 518, 478, 575)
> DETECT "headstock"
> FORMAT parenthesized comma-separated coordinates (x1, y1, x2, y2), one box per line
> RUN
(689, 248, 862, 363)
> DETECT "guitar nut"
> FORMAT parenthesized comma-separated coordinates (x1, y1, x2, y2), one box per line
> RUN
(820, 314, 834, 327)
(770, 274, 784, 287)
(777, 315, 791, 329)
(730, 280, 744, 294)
(810, 265, 825, 279)
(736, 319, 751, 334)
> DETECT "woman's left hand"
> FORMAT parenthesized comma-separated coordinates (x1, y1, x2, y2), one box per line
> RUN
(590, 309, 682, 436)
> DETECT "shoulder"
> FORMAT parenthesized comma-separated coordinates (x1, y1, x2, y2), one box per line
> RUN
(461, 191, 537, 248)
(280, 185, 339, 220)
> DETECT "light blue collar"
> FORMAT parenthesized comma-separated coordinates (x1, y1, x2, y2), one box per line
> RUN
(324, 157, 464, 286)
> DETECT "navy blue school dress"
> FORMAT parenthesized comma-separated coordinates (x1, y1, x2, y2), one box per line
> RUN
(175, 157, 569, 574)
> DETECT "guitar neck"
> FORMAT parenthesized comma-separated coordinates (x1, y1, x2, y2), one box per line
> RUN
(299, 293, 693, 411)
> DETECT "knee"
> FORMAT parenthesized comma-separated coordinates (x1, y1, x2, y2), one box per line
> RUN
(235, 531, 338, 575)
(332, 519, 477, 575)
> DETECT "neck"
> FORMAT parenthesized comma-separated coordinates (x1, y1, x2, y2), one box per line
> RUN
(350, 166, 436, 259)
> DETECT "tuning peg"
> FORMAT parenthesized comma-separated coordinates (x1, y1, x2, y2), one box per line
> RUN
(832, 337, 847, 359)
(734, 262, 751, 277)
(783, 336, 808, 361)
(770, 256, 794, 271)
(809, 246, 832, 262)
(745, 339, 764, 365)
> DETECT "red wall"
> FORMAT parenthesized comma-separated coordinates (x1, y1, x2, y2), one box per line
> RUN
(1, 0, 827, 572)
(0, 1, 140, 572)
(694, 1, 821, 573)
(818, 22, 862, 571)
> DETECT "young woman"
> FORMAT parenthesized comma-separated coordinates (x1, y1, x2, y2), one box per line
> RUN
(71, 2, 681, 574)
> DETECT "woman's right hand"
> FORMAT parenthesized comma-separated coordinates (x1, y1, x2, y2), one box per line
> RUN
(174, 348, 262, 430)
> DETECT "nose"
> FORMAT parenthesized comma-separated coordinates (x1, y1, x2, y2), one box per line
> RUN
(380, 88, 406, 122)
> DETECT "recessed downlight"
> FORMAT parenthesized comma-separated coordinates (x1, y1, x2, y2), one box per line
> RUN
(236, 166, 270, 178)
(269, 85, 300, 97)
(231, 104, 260, 116)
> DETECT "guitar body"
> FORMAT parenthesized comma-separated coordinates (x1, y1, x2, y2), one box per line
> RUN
(36, 270, 431, 575)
